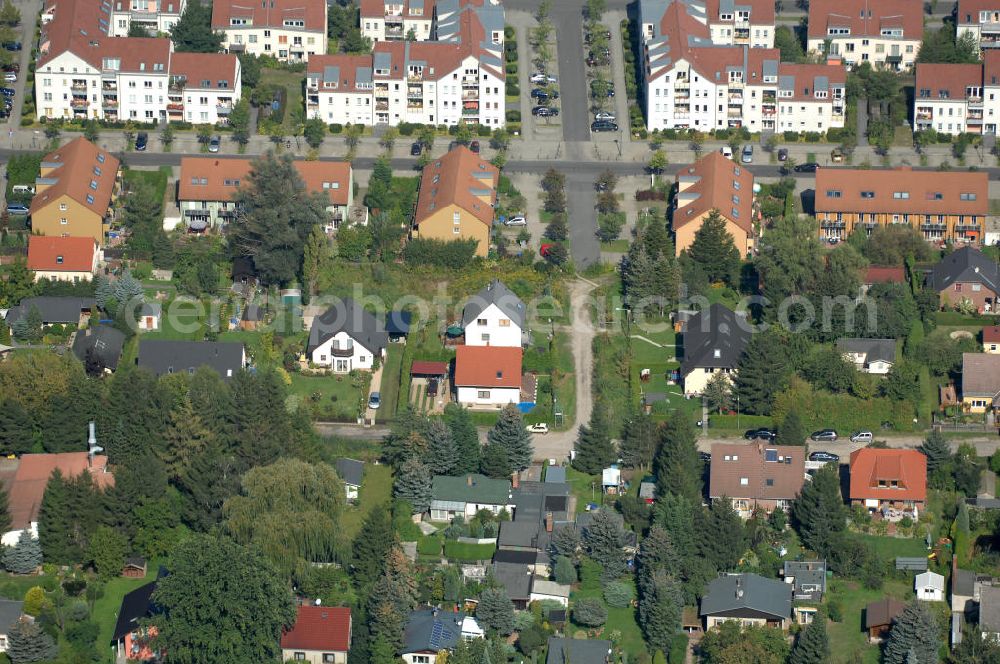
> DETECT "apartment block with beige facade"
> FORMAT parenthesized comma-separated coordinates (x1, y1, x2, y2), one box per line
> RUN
(412, 146, 498, 257)
(814, 167, 989, 244)
(212, 0, 327, 62)
(359, 0, 433, 42)
(806, 0, 922, 71)
(673, 152, 755, 257)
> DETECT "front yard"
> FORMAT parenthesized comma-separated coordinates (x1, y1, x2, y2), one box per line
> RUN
(287, 372, 369, 421)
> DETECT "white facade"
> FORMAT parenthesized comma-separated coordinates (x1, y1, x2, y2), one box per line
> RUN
(220, 25, 326, 61)
(529, 580, 570, 607)
(916, 572, 945, 602)
(1, 525, 37, 548)
(108, 0, 185, 37)
(455, 385, 520, 407)
(709, 19, 773, 48)
(957, 6, 1000, 52)
(429, 499, 512, 521)
(463, 302, 522, 347)
(359, 0, 433, 42)
(806, 36, 918, 71)
(310, 330, 381, 372)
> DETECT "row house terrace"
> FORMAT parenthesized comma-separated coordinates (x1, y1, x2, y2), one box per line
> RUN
(957, 0, 1000, 54)
(107, 0, 184, 37)
(814, 167, 989, 244)
(359, 0, 434, 42)
(212, 0, 327, 62)
(806, 0, 922, 71)
(914, 53, 1000, 135)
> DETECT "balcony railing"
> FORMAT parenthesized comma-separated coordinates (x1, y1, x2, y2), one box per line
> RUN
(329, 346, 354, 357)
(821, 221, 846, 228)
(70, 98, 89, 108)
(71, 82, 88, 91)
(407, 73, 422, 82)
(216, 103, 233, 114)
(462, 107, 479, 115)
(102, 99, 118, 108)
(462, 90, 479, 100)
(376, 101, 389, 110)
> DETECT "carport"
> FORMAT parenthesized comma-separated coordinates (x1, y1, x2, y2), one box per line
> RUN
(410, 361, 449, 378)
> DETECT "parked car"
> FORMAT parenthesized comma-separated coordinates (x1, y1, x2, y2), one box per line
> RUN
(410, 142, 422, 156)
(720, 145, 733, 159)
(2, 42, 21, 51)
(591, 120, 618, 132)
(530, 73, 557, 84)
(526, 423, 549, 434)
(469, 140, 480, 153)
(0, 87, 15, 97)
(208, 135, 221, 152)
(530, 88, 550, 100)
(810, 429, 838, 442)
(831, 147, 844, 163)
(6, 203, 29, 215)
(533, 106, 558, 117)
(794, 162, 819, 173)
(11, 185, 33, 195)
(134, 132, 148, 151)
(741, 145, 753, 163)
(594, 111, 615, 122)
(744, 428, 776, 441)
(777, 148, 788, 161)
(850, 430, 873, 443)
(505, 215, 527, 226)
(3, 63, 18, 73)
(809, 451, 840, 463)
(427, 377, 439, 396)
(3, 72, 15, 82)
(367, 392, 381, 410)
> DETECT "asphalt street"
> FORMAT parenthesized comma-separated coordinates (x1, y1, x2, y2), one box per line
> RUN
(552, 4, 589, 144)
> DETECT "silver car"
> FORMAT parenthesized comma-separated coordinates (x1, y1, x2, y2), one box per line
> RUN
(595, 111, 616, 122)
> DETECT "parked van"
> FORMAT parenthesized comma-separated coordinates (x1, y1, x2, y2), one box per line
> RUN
(11, 185, 34, 195)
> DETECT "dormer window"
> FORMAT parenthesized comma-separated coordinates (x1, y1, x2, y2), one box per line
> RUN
(56, 255, 64, 264)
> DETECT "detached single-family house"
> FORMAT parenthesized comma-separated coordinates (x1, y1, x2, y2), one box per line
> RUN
(27, 236, 100, 282)
(71, 325, 126, 373)
(680, 304, 752, 396)
(865, 598, 907, 642)
(545, 638, 612, 664)
(961, 353, 1000, 414)
(709, 443, 805, 518)
(782, 560, 827, 601)
(307, 298, 388, 372)
(983, 326, 1000, 353)
(429, 474, 513, 521)
(454, 345, 523, 408)
(401, 608, 482, 664)
(280, 605, 351, 664)
(861, 266, 906, 298)
(335, 458, 364, 501)
(981, 586, 1000, 642)
(0, 600, 23, 653)
(136, 303, 161, 331)
(137, 340, 246, 380)
(928, 246, 1000, 314)
(4, 296, 95, 328)
(461, 280, 527, 348)
(836, 338, 897, 375)
(916, 571, 945, 602)
(112, 574, 162, 662)
(700, 573, 793, 631)
(849, 448, 927, 518)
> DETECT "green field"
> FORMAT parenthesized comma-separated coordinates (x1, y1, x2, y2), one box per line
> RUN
(443, 540, 497, 562)
(825, 578, 912, 664)
(340, 463, 393, 540)
(571, 572, 645, 656)
(379, 345, 404, 419)
(858, 534, 929, 559)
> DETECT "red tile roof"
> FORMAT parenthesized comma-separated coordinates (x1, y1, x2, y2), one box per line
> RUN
(411, 360, 449, 375)
(454, 346, 522, 388)
(778, 62, 848, 101)
(709, 443, 806, 501)
(307, 54, 378, 94)
(674, 152, 754, 236)
(178, 157, 351, 206)
(958, 0, 998, 24)
(168, 52, 240, 90)
(413, 146, 498, 228)
(864, 266, 905, 285)
(704, 0, 774, 23)
(807, 0, 922, 39)
(915, 63, 983, 101)
(211, 0, 327, 32)
(27, 236, 97, 272)
(281, 606, 352, 653)
(9, 453, 113, 530)
(359, 0, 434, 19)
(849, 448, 927, 503)
(984, 325, 1000, 343)
(986, 50, 1000, 86)
(30, 137, 121, 218)
(814, 167, 988, 216)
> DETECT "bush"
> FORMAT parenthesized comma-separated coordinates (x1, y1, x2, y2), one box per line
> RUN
(504, 25, 515, 39)
(506, 63, 518, 75)
(506, 81, 520, 96)
(668, 634, 688, 664)
(602, 581, 634, 607)
(328, 123, 343, 134)
(635, 190, 667, 201)
(573, 598, 608, 627)
(398, 122, 416, 136)
(783, 131, 799, 141)
(477, 125, 491, 137)
(506, 110, 521, 122)
(827, 599, 843, 622)
(20, 117, 32, 127)
(804, 132, 822, 143)
(402, 237, 480, 269)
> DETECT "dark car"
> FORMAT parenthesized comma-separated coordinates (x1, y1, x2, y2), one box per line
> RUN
(810, 429, 838, 442)
(777, 148, 788, 161)
(744, 428, 776, 441)
(2, 42, 21, 51)
(410, 142, 422, 156)
(591, 120, 617, 132)
(809, 451, 840, 463)
(3, 63, 18, 73)
(532, 105, 558, 117)
(699, 451, 711, 463)
(0, 87, 14, 97)
(134, 132, 148, 151)
(469, 140, 480, 154)
(427, 377, 439, 397)
(794, 162, 819, 173)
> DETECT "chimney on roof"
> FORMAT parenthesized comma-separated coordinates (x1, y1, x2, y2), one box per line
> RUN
(511, 471, 519, 488)
(545, 511, 553, 532)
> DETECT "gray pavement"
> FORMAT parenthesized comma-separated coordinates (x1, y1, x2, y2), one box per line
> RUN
(565, 172, 600, 267)
(6, 0, 40, 124)
(553, 3, 589, 143)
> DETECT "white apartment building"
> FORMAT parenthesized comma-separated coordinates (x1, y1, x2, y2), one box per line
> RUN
(107, 0, 185, 37)
(359, 0, 434, 42)
(806, 0, 921, 71)
(212, 0, 327, 62)
(915, 56, 1000, 135)
(167, 53, 241, 124)
(639, 0, 845, 132)
(957, 0, 1000, 53)
(308, 0, 505, 127)
(704, 0, 775, 48)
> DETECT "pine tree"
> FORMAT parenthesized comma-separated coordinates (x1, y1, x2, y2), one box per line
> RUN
(94, 276, 113, 309)
(23, 306, 42, 344)
(550, 525, 581, 559)
(792, 463, 846, 558)
(637, 525, 677, 594)
(42, 374, 101, 453)
(0, 483, 9, 534)
(584, 510, 627, 580)
(424, 419, 457, 476)
(573, 405, 615, 475)
(351, 506, 398, 592)
(643, 216, 672, 259)
(686, 210, 741, 286)
(480, 442, 512, 479)
(918, 429, 951, 473)
(697, 499, 746, 572)
(3, 531, 41, 574)
(393, 458, 432, 514)
(788, 614, 830, 664)
(638, 570, 683, 654)
(733, 329, 792, 415)
(443, 404, 481, 474)
(477, 587, 516, 635)
(554, 556, 576, 584)
(883, 602, 940, 664)
(0, 400, 33, 457)
(36, 469, 71, 564)
(486, 405, 532, 472)
(776, 409, 806, 446)
(620, 411, 657, 469)
(159, 396, 215, 482)
(112, 270, 145, 312)
(6, 616, 58, 663)
(655, 415, 702, 503)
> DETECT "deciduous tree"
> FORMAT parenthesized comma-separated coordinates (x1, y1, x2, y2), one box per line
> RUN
(88, 525, 127, 579)
(169, 0, 223, 52)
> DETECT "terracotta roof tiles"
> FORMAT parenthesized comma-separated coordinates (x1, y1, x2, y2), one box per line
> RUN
(178, 157, 351, 206)
(281, 606, 351, 653)
(212, 0, 327, 32)
(814, 167, 988, 216)
(807, 0, 922, 40)
(30, 137, 120, 218)
(8, 453, 113, 530)
(848, 448, 927, 503)
(915, 63, 983, 101)
(413, 146, 498, 228)
(27, 236, 97, 272)
(168, 53, 240, 90)
(674, 151, 754, 235)
(454, 345, 522, 388)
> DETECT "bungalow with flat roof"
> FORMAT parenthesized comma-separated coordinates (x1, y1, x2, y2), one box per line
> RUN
(429, 474, 513, 521)
(782, 560, 827, 601)
(709, 443, 806, 518)
(961, 352, 1000, 414)
(700, 573, 793, 631)
(952, 568, 995, 614)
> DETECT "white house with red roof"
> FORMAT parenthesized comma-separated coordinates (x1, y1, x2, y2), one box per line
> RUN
(212, 0, 327, 62)
(806, 0, 922, 71)
(454, 345, 522, 407)
(280, 605, 352, 664)
(27, 236, 100, 282)
(359, 0, 435, 42)
(166, 53, 241, 125)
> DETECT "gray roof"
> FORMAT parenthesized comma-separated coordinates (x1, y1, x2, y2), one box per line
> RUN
(929, 246, 1000, 294)
(335, 458, 364, 487)
(0, 600, 22, 637)
(461, 280, 526, 330)
(836, 338, 896, 364)
(782, 560, 827, 597)
(307, 298, 388, 356)
(980, 586, 1000, 633)
(492, 561, 532, 600)
(402, 608, 465, 654)
(545, 638, 611, 664)
(5, 296, 95, 325)
(432, 474, 511, 505)
(545, 466, 566, 483)
(953, 569, 978, 597)
(137, 340, 244, 379)
(498, 521, 540, 548)
(638, 480, 656, 500)
(72, 325, 125, 370)
(700, 573, 792, 620)
(680, 304, 752, 376)
(139, 302, 161, 317)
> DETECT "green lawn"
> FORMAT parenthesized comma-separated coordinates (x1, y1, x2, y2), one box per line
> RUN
(443, 540, 496, 562)
(600, 240, 630, 252)
(124, 166, 170, 206)
(259, 68, 305, 135)
(379, 345, 404, 419)
(572, 574, 645, 656)
(858, 534, 929, 559)
(140, 299, 208, 340)
(340, 463, 393, 540)
(825, 578, 912, 664)
(565, 467, 604, 514)
(287, 372, 367, 421)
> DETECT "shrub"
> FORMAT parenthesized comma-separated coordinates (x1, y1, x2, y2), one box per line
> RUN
(804, 132, 822, 143)
(506, 63, 518, 75)
(668, 634, 688, 664)
(635, 190, 667, 201)
(602, 580, 634, 607)
(827, 599, 843, 622)
(506, 81, 520, 96)
(477, 125, 491, 137)
(506, 110, 522, 122)
(20, 117, 32, 127)
(328, 123, 343, 134)
(783, 130, 799, 141)
(573, 598, 607, 627)
(504, 25, 515, 39)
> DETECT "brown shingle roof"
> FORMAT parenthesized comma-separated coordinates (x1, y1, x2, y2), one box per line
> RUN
(674, 152, 754, 236)
(864, 266, 905, 285)
(708, 443, 806, 501)
(30, 137, 120, 218)
(915, 63, 983, 101)
(27, 236, 97, 272)
(849, 448, 927, 503)
(413, 146, 498, 228)
(211, 0, 327, 31)
(807, 0, 923, 39)
(814, 167, 988, 216)
(178, 157, 351, 206)
(8, 453, 113, 530)
(865, 598, 907, 628)
(454, 346, 522, 388)
(962, 352, 1000, 398)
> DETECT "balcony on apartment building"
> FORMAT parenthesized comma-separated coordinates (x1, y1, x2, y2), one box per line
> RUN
(407, 84, 422, 98)
(727, 107, 742, 118)
(821, 219, 847, 229)
(102, 82, 117, 93)
(102, 97, 119, 108)
(762, 104, 776, 116)
(462, 73, 479, 86)
(306, 94, 319, 106)
(385, 15, 404, 38)
(728, 91, 743, 104)
(462, 88, 479, 100)
(462, 101, 479, 115)
(169, 77, 186, 92)
(734, 28, 750, 43)
(216, 100, 234, 115)
(71, 80, 88, 93)
(376, 100, 389, 111)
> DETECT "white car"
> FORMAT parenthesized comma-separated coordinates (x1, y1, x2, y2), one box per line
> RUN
(3, 73, 15, 82)
(720, 146, 733, 159)
(505, 215, 527, 226)
(595, 111, 616, 122)
(530, 73, 558, 84)
(527, 423, 549, 434)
